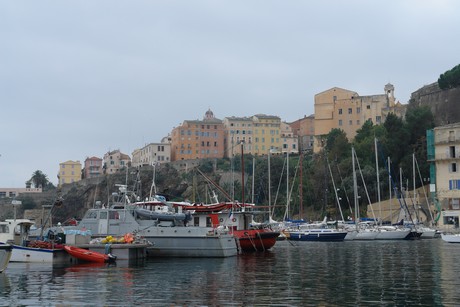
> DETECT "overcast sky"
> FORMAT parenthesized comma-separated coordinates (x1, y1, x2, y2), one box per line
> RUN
(1, 1, 459, 188)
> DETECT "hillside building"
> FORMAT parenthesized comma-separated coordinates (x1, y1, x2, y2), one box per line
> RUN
(313, 84, 406, 152)
(289, 115, 315, 153)
(428, 122, 460, 230)
(83, 156, 103, 179)
(57, 160, 82, 187)
(132, 138, 171, 167)
(170, 109, 225, 162)
(103, 150, 131, 174)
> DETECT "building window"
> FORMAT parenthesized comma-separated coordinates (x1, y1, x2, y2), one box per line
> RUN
(339, 120, 343, 126)
(450, 146, 456, 158)
(450, 163, 457, 173)
(357, 120, 360, 125)
(376, 116, 381, 124)
(349, 120, 352, 125)
(338, 109, 342, 115)
(449, 179, 460, 190)
(357, 107, 361, 114)
(367, 105, 371, 109)
(348, 108, 352, 114)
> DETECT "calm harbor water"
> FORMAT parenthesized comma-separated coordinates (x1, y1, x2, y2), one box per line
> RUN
(1, 239, 459, 306)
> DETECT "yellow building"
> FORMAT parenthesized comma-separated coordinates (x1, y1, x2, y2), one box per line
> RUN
(252, 114, 282, 156)
(57, 160, 82, 187)
(313, 84, 405, 152)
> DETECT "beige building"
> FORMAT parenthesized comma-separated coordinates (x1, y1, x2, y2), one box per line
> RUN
(0, 188, 42, 198)
(223, 116, 254, 158)
(57, 160, 82, 186)
(313, 84, 405, 152)
(280, 122, 298, 154)
(132, 139, 171, 167)
(429, 123, 460, 230)
(103, 150, 131, 174)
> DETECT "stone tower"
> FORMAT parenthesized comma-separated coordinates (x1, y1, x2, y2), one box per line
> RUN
(384, 83, 395, 107)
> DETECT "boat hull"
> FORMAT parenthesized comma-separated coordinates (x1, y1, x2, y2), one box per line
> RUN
(0, 245, 12, 273)
(9, 245, 69, 263)
(375, 229, 411, 240)
(233, 229, 280, 252)
(64, 245, 111, 263)
(441, 234, 460, 243)
(288, 230, 347, 242)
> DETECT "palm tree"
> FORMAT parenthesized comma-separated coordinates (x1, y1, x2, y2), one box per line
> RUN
(28, 170, 49, 189)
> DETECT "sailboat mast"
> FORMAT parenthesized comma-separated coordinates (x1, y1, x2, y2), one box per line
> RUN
(375, 138, 382, 225)
(241, 141, 245, 205)
(286, 152, 289, 219)
(388, 157, 393, 223)
(352, 147, 358, 230)
(252, 156, 255, 204)
(299, 149, 303, 220)
(268, 150, 271, 217)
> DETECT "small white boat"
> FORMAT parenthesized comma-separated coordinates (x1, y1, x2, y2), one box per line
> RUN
(0, 219, 69, 263)
(441, 233, 460, 243)
(0, 244, 12, 273)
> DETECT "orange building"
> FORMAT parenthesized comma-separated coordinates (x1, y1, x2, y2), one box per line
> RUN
(171, 109, 225, 161)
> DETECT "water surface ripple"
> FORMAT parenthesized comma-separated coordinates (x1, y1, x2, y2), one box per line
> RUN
(1, 239, 458, 306)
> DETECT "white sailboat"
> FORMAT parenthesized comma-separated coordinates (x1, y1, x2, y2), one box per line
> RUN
(374, 138, 411, 240)
(351, 147, 378, 240)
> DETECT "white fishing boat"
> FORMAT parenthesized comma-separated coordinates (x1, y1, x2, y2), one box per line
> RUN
(0, 219, 69, 263)
(0, 244, 12, 273)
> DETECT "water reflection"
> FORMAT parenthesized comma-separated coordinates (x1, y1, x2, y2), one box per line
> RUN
(1, 240, 460, 306)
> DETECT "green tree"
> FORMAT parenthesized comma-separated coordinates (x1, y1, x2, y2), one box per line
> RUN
(382, 113, 409, 169)
(325, 128, 350, 162)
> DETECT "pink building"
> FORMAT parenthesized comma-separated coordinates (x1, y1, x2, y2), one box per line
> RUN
(83, 156, 103, 179)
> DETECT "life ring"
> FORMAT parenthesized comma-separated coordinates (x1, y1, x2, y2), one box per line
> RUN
(232, 218, 237, 222)
(219, 218, 224, 222)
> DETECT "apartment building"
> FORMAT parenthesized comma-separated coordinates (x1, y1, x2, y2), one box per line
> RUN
(313, 84, 406, 152)
(428, 123, 460, 229)
(132, 139, 171, 167)
(222, 116, 254, 158)
(170, 109, 225, 161)
(83, 156, 103, 179)
(289, 114, 315, 153)
(280, 122, 298, 154)
(103, 150, 131, 174)
(252, 114, 282, 156)
(57, 160, 82, 186)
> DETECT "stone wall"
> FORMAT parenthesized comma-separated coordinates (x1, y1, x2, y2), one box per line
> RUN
(410, 82, 460, 125)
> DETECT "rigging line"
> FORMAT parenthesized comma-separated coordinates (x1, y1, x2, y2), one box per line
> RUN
(195, 167, 233, 202)
(353, 149, 377, 221)
(327, 157, 345, 222)
(335, 160, 353, 214)
(414, 155, 435, 223)
(273, 155, 286, 212)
